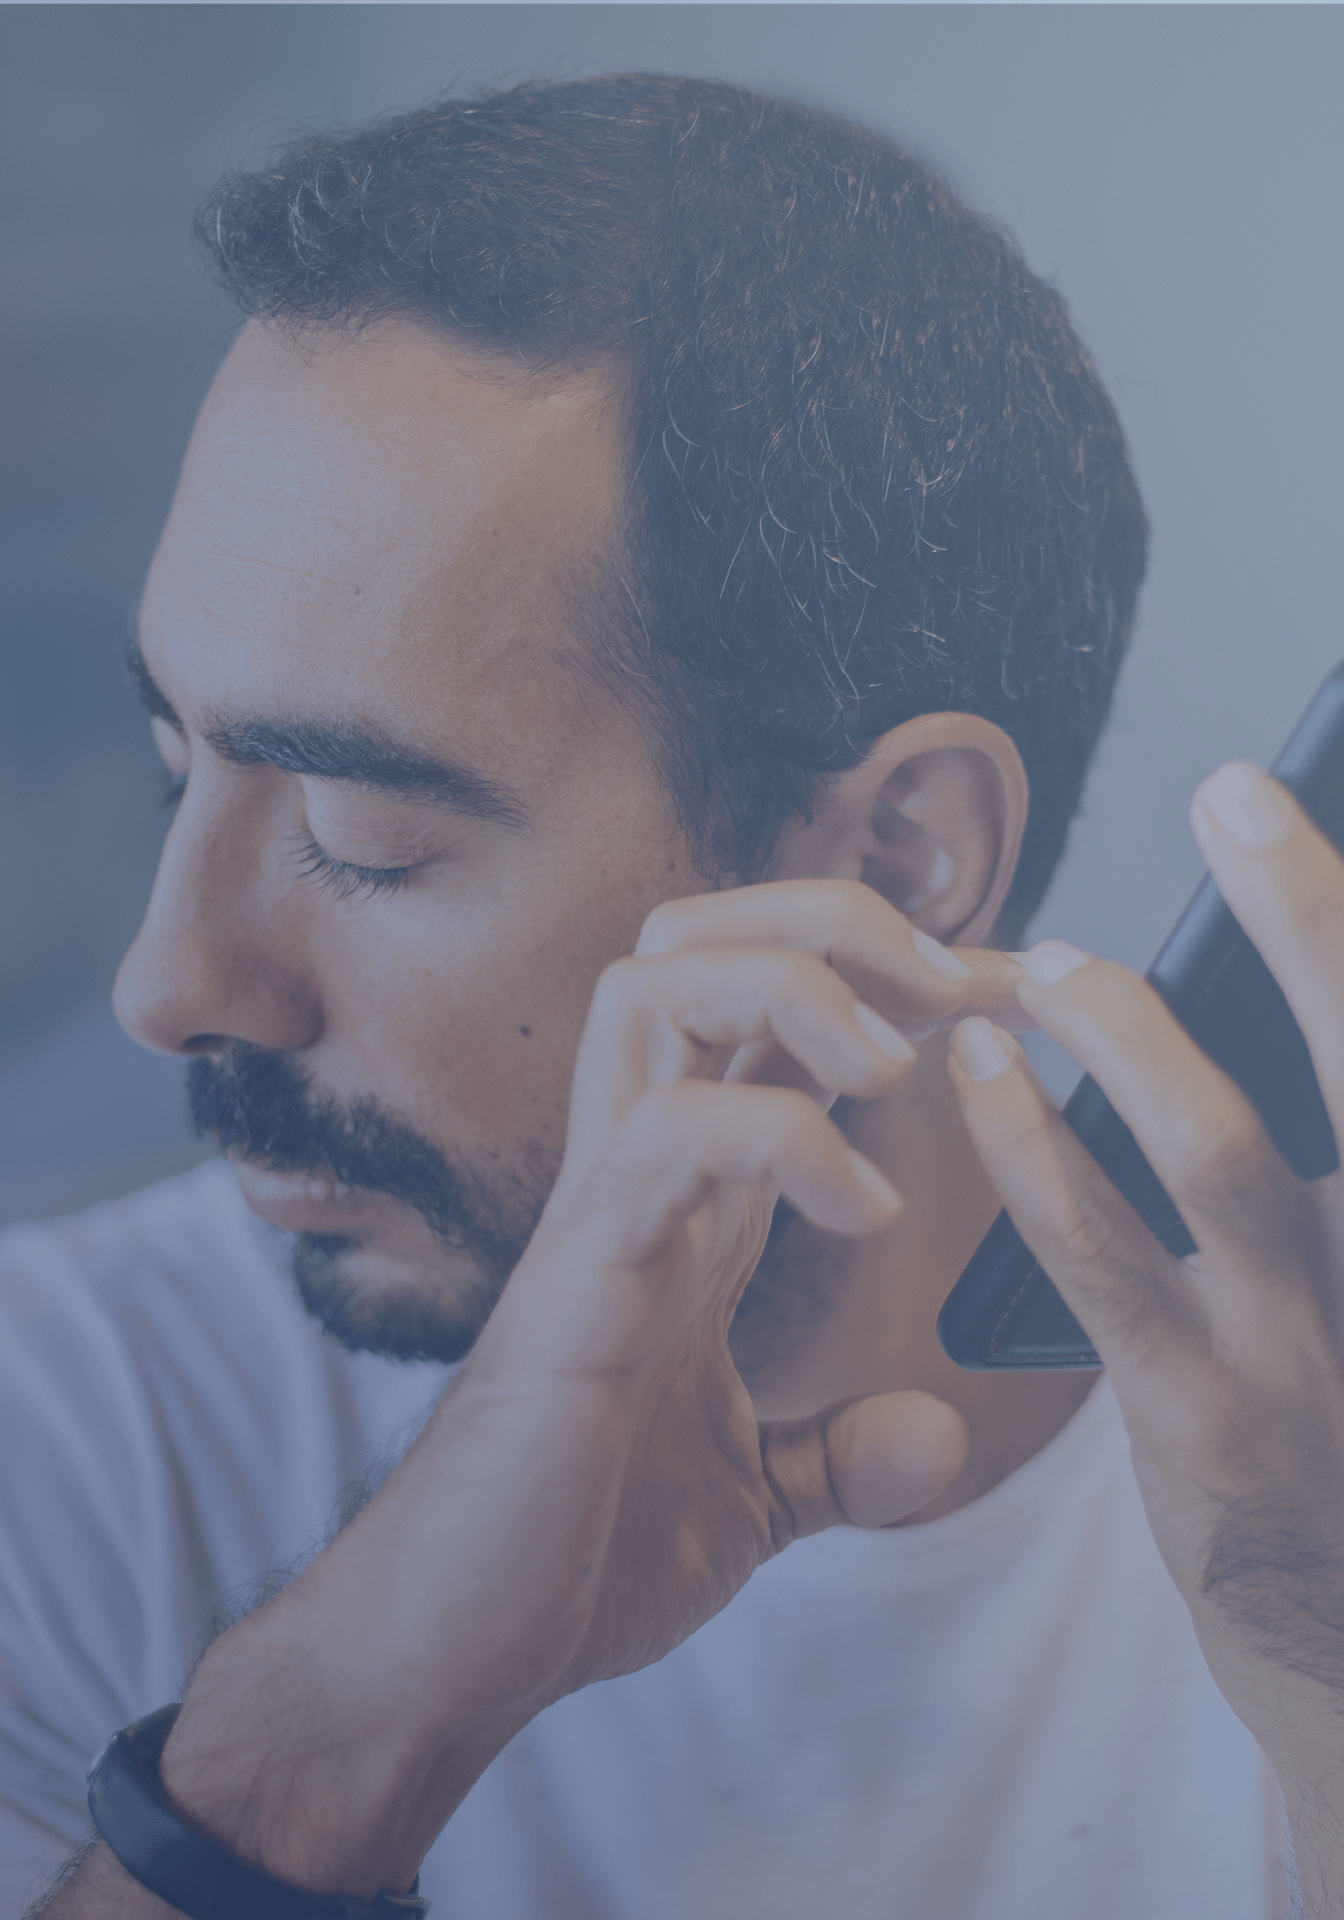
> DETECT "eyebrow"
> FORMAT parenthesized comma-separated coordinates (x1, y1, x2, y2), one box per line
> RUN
(124, 624, 527, 829)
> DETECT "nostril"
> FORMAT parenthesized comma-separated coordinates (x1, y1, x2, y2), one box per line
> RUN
(182, 1034, 227, 1054)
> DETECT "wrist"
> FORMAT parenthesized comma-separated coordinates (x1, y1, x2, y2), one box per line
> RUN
(159, 1610, 461, 1898)
(153, 1367, 605, 1895)
(88, 1704, 430, 1918)
(1282, 1797, 1344, 1920)
(1251, 1719, 1344, 1920)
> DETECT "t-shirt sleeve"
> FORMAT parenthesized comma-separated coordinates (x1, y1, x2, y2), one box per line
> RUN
(0, 1224, 206, 1912)
(0, 1168, 444, 1915)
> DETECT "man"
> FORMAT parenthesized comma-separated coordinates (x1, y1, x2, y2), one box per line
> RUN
(5, 73, 1343, 1918)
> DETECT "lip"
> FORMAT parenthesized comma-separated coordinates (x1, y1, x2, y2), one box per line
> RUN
(230, 1158, 399, 1234)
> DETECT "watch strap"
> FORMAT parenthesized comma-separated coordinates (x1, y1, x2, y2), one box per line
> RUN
(87, 1703, 430, 1919)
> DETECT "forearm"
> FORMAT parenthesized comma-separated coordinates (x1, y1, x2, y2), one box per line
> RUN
(26, 1586, 523, 1917)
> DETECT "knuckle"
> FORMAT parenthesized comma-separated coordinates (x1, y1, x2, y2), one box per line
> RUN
(828, 876, 880, 918)
(1056, 1185, 1131, 1275)
(1172, 1098, 1268, 1205)
(631, 1078, 698, 1129)
(635, 898, 686, 955)
(590, 954, 647, 1018)
(1050, 1188, 1165, 1350)
(1289, 866, 1344, 943)
(978, 1088, 1055, 1166)
(772, 948, 841, 1001)
(822, 877, 893, 945)
(617, 1082, 701, 1160)
(762, 1088, 828, 1156)
(1288, 885, 1344, 991)
(625, 1081, 811, 1164)
(1082, 958, 1150, 1019)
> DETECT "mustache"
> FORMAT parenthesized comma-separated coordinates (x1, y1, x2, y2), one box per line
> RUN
(188, 1041, 556, 1367)
(187, 1043, 516, 1257)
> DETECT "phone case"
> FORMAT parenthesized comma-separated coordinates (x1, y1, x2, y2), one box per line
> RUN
(937, 660, 1344, 1371)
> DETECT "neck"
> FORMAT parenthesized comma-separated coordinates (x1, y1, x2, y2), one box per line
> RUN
(733, 1033, 1095, 1521)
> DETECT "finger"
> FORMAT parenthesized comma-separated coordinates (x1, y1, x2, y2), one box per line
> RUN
(635, 878, 1020, 1025)
(947, 1017, 1196, 1367)
(1192, 762, 1344, 1150)
(574, 1080, 901, 1270)
(1014, 946, 1316, 1296)
(563, 947, 919, 1180)
(760, 1391, 969, 1543)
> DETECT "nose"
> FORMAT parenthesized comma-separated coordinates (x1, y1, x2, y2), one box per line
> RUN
(113, 779, 322, 1058)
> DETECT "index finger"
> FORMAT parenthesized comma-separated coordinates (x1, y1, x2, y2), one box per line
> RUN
(636, 878, 1022, 1026)
(1192, 762, 1344, 1157)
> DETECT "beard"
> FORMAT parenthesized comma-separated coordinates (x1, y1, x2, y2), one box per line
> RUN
(188, 1045, 851, 1378)
(725, 1098, 867, 1385)
(187, 1043, 553, 1366)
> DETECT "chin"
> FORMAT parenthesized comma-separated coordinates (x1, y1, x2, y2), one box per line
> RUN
(291, 1231, 508, 1366)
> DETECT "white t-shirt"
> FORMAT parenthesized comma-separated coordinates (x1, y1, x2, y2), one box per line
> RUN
(0, 1162, 1291, 1918)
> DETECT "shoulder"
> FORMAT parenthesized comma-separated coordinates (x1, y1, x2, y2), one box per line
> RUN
(0, 1155, 281, 1319)
(0, 1156, 275, 1321)
(0, 1161, 445, 1636)
(0, 1164, 445, 1821)
(0, 1159, 442, 1501)
(0, 1165, 308, 1593)
(0, 1163, 305, 1451)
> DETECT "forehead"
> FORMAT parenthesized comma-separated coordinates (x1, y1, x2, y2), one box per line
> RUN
(140, 319, 628, 743)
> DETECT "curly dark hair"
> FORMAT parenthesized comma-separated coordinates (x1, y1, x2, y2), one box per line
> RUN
(195, 73, 1147, 939)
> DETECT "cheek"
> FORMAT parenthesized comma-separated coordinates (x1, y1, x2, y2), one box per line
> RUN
(306, 871, 644, 1148)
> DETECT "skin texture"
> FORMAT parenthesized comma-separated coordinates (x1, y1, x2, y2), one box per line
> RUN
(41, 321, 1344, 1914)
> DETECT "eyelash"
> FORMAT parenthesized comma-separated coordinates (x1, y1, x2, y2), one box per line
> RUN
(160, 779, 410, 902)
(292, 835, 412, 902)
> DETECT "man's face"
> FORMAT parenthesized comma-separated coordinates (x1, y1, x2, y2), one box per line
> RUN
(114, 320, 701, 1360)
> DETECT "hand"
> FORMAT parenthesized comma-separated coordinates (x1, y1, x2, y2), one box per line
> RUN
(161, 880, 1019, 1898)
(947, 764, 1344, 1916)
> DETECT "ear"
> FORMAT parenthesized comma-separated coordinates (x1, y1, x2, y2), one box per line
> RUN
(770, 713, 1029, 947)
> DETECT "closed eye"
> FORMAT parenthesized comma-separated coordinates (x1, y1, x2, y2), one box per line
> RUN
(157, 763, 413, 901)
(292, 834, 412, 902)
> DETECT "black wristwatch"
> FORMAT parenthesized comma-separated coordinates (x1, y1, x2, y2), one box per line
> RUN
(87, 1704, 431, 1919)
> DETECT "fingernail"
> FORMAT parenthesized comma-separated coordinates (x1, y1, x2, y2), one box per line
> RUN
(846, 1149, 902, 1213)
(1022, 940, 1091, 986)
(950, 1017, 1012, 1082)
(852, 1001, 917, 1062)
(1197, 762, 1293, 848)
(911, 928, 970, 980)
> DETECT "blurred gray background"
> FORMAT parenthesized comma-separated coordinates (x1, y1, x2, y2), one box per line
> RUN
(2, 3, 1342, 1225)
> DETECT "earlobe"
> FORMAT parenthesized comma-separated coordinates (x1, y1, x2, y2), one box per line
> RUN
(772, 714, 1028, 948)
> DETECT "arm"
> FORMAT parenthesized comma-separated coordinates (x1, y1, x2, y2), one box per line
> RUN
(946, 763, 1344, 1917)
(37, 1845, 178, 1920)
(36, 883, 1013, 1914)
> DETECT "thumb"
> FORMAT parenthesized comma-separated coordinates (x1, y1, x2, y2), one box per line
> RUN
(759, 1390, 970, 1543)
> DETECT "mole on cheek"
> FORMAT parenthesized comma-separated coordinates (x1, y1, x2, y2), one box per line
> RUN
(519, 1025, 532, 1037)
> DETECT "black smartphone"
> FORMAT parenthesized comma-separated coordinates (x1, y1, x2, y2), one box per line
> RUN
(937, 660, 1344, 1371)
